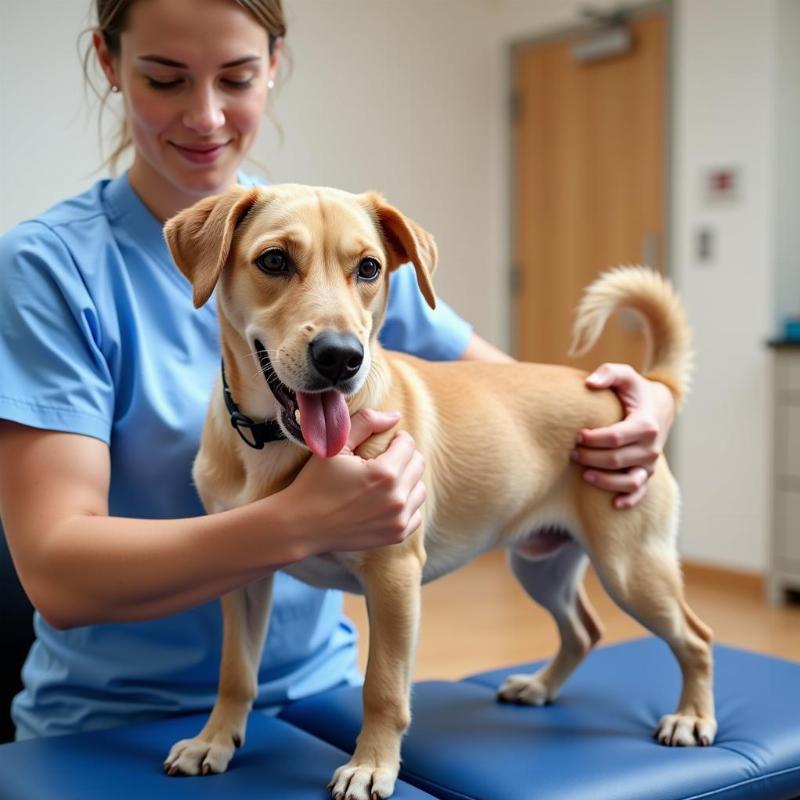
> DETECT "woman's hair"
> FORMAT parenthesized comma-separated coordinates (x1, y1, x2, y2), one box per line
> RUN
(82, 0, 287, 173)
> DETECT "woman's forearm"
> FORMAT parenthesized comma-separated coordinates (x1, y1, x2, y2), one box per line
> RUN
(2, 415, 426, 631)
(33, 497, 298, 629)
(460, 332, 514, 363)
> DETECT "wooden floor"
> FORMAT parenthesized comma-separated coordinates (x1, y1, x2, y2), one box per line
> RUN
(344, 550, 800, 679)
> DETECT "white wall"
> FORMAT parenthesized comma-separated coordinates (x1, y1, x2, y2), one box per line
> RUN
(0, 3, 100, 225)
(775, 0, 800, 332)
(1, 0, 792, 572)
(670, 0, 776, 570)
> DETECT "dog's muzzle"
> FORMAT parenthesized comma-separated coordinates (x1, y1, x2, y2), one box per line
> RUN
(254, 336, 356, 459)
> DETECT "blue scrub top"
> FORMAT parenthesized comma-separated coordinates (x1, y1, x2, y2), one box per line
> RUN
(0, 173, 471, 740)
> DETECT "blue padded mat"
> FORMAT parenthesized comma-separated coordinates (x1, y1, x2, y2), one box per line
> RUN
(0, 710, 434, 799)
(279, 638, 800, 800)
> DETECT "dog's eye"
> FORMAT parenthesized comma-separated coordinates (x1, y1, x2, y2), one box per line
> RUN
(357, 257, 381, 282)
(255, 248, 290, 275)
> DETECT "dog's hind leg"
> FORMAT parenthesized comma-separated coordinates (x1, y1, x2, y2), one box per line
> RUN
(498, 540, 603, 706)
(164, 575, 274, 776)
(587, 514, 716, 746)
(328, 553, 423, 800)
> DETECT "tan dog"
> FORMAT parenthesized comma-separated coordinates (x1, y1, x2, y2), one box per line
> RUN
(161, 184, 715, 800)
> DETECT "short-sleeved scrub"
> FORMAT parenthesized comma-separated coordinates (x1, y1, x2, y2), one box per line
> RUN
(0, 173, 472, 740)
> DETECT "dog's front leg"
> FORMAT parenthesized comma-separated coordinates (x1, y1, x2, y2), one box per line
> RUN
(164, 575, 274, 776)
(329, 554, 423, 800)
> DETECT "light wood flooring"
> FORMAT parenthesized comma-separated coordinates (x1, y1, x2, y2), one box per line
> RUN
(343, 550, 800, 679)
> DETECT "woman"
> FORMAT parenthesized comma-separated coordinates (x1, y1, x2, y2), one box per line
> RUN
(0, 0, 674, 741)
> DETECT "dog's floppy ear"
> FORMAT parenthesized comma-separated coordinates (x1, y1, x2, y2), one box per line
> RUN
(366, 193, 437, 310)
(164, 186, 261, 308)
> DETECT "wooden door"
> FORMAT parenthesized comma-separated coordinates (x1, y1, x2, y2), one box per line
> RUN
(513, 9, 668, 370)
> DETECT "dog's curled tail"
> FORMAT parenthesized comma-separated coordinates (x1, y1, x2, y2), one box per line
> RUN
(568, 266, 693, 407)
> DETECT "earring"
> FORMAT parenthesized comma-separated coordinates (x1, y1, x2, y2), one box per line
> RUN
(110, 85, 120, 93)
(267, 79, 275, 90)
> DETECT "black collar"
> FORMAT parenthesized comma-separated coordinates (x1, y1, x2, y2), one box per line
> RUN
(221, 362, 286, 449)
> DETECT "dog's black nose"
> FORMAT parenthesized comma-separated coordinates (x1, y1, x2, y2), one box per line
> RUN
(309, 331, 364, 384)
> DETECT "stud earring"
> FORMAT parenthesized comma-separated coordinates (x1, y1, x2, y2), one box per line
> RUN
(110, 85, 120, 93)
(267, 79, 275, 90)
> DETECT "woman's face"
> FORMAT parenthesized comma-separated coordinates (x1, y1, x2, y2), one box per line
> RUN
(96, 0, 277, 208)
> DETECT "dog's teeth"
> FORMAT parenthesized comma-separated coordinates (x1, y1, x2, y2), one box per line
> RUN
(294, 409, 301, 423)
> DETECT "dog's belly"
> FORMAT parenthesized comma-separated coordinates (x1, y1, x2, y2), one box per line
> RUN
(514, 526, 574, 560)
(282, 525, 576, 595)
(283, 555, 365, 594)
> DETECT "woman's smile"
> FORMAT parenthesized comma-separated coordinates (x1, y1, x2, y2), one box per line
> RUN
(169, 140, 231, 165)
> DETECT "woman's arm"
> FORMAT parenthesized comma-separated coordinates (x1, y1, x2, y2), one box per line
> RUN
(459, 332, 514, 363)
(0, 412, 424, 630)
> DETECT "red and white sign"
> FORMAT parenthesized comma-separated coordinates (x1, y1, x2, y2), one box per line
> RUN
(703, 166, 742, 205)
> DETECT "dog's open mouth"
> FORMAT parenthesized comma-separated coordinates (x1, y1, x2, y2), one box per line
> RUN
(255, 340, 351, 458)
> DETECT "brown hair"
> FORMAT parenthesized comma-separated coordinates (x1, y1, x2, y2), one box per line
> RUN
(82, 0, 287, 173)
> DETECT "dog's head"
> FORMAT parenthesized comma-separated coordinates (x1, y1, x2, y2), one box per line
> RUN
(164, 183, 437, 457)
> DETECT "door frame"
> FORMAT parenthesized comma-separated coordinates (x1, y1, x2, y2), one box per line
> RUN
(506, 0, 675, 359)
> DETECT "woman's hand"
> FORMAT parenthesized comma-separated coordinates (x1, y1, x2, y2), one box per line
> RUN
(571, 363, 676, 509)
(280, 409, 426, 557)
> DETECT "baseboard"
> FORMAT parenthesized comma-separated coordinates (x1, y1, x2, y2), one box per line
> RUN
(682, 560, 764, 597)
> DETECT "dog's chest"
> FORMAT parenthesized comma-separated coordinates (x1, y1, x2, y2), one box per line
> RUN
(283, 554, 365, 594)
(282, 533, 496, 595)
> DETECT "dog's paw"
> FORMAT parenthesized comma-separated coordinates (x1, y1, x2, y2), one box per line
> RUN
(655, 713, 717, 747)
(327, 760, 398, 800)
(163, 732, 240, 777)
(496, 673, 554, 706)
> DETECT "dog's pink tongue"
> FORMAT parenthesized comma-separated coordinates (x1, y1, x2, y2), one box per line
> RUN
(296, 390, 351, 458)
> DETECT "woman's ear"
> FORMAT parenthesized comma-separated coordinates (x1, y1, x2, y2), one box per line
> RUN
(268, 37, 283, 86)
(92, 30, 120, 92)
(365, 192, 437, 310)
(164, 187, 261, 308)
